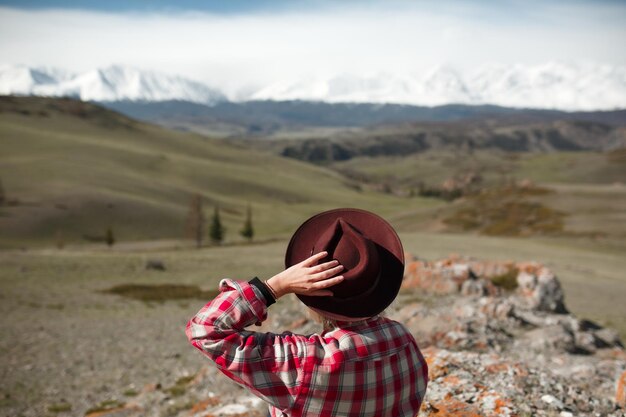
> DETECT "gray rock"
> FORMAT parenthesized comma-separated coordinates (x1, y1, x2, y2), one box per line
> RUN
(461, 278, 489, 297)
(145, 259, 166, 271)
(522, 324, 577, 353)
(516, 268, 568, 313)
(594, 328, 623, 348)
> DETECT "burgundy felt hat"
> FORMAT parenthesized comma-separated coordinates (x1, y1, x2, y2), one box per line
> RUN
(285, 208, 404, 320)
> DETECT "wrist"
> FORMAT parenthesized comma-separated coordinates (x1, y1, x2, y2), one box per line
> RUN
(266, 275, 287, 299)
(248, 277, 276, 306)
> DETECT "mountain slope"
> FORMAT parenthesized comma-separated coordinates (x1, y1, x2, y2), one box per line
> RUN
(0, 96, 422, 247)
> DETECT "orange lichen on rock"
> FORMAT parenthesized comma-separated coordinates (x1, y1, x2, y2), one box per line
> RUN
(402, 259, 465, 294)
(422, 347, 450, 379)
(476, 391, 514, 415)
(440, 375, 461, 386)
(423, 397, 483, 417)
(484, 362, 510, 374)
(188, 397, 220, 414)
(617, 370, 626, 407)
(516, 261, 543, 275)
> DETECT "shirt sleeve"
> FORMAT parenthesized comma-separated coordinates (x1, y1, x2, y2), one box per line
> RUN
(185, 279, 307, 411)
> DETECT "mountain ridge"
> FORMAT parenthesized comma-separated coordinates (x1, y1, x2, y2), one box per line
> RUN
(2, 62, 625, 111)
(98, 99, 626, 140)
(0, 64, 226, 105)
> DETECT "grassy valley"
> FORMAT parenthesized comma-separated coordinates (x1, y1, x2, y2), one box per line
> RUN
(0, 96, 435, 248)
(1, 95, 624, 252)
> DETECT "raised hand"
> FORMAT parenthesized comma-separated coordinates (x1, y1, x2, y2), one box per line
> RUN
(265, 251, 344, 298)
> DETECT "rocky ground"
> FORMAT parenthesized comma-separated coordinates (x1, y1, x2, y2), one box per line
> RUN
(53, 254, 626, 417)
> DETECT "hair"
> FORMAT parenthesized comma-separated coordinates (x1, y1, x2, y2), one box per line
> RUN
(306, 307, 387, 332)
(307, 308, 338, 332)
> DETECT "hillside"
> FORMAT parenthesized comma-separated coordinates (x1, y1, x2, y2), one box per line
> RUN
(0, 96, 427, 247)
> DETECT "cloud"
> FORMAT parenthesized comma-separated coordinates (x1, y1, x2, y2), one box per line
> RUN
(0, 2, 625, 96)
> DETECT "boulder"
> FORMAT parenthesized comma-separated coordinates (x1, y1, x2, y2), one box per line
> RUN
(515, 266, 567, 313)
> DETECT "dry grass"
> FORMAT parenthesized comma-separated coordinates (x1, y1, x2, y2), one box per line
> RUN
(443, 185, 565, 236)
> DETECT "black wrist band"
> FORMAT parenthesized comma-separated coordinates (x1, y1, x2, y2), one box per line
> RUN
(248, 277, 276, 307)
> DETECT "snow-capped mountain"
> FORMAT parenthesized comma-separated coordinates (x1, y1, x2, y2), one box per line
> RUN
(1, 62, 625, 111)
(249, 62, 626, 111)
(0, 64, 226, 105)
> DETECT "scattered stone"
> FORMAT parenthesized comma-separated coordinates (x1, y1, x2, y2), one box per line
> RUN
(541, 394, 564, 410)
(145, 259, 166, 271)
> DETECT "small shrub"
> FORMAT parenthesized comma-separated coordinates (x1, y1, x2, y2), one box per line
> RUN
(122, 389, 138, 397)
(606, 148, 626, 164)
(210, 206, 225, 245)
(490, 269, 519, 291)
(101, 284, 219, 302)
(164, 375, 195, 398)
(85, 400, 124, 414)
(239, 203, 254, 242)
(47, 402, 72, 413)
(105, 227, 115, 247)
(443, 185, 565, 236)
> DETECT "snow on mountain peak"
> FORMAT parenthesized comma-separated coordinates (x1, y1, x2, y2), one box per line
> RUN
(248, 62, 626, 111)
(0, 64, 226, 105)
(1, 62, 624, 111)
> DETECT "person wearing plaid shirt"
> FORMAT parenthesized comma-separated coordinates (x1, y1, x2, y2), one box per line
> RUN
(186, 209, 429, 416)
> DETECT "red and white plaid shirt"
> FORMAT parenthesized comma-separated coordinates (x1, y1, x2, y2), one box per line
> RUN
(186, 279, 428, 416)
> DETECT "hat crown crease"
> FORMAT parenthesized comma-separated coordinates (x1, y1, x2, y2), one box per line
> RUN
(313, 218, 380, 298)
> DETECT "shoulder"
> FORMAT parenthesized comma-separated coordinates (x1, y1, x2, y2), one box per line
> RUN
(306, 316, 418, 365)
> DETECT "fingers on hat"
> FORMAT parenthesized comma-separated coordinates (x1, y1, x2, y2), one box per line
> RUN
(302, 251, 328, 266)
(312, 275, 344, 289)
(311, 265, 344, 281)
(310, 260, 340, 273)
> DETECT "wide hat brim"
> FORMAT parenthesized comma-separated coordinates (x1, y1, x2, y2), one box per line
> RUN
(285, 208, 404, 319)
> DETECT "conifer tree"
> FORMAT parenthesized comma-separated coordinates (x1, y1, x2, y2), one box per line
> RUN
(240, 203, 254, 242)
(0, 177, 5, 206)
(185, 194, 205, 248)
(210, 205, 225, 245)
(105, 227, 115, 247)
(55, 230, 65, 250)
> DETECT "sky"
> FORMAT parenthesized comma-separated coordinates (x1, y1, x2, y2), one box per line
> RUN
(1, 0, 625, 96)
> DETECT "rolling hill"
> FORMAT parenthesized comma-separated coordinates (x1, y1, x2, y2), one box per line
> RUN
(0, 96, 430, 247)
